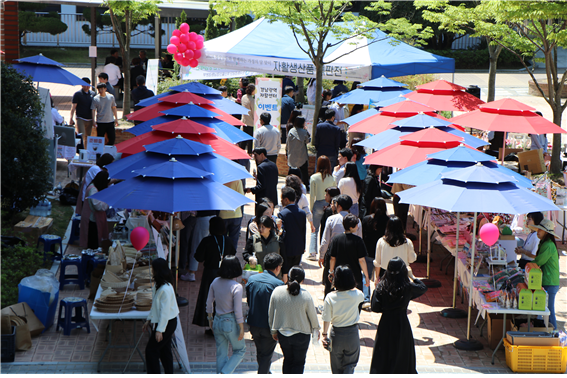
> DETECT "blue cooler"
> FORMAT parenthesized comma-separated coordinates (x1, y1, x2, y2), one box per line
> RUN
(18, 285, 59, 331)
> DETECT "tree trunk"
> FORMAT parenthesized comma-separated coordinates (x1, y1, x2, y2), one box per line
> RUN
(550, 99, 563, 174)
(486, 41, 502, 103)
(312, 58, 323, 142)
(296, 76, 305, 104)
(122, 10, 131, 116)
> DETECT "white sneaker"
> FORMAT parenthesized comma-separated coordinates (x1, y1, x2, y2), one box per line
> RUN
(362, 302, 371, 309)
(180, 272, 195, 282)
(307, 254, 318, 261)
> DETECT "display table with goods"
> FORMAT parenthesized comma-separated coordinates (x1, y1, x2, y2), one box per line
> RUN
(68, 159, 95, 182)
(89, 241, 154, 372)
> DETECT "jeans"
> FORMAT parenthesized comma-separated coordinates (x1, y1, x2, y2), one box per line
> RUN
(224, 217, 243, 250)
(179, 216, 196, 272)
(363, 257, 374, 302)
(329, 324, 360, 374)
(189, 216, 214, 271)
(249, 325, 277, 374)
(309, 200, 326, 256)
(350, 203, 359, 218)
(267, 155, 278, 164)
(146, 317, 177, 374)
(277, 331, 311, 374)
(213, 313, 246, 374)
(543, 285, 559, 329)
(96, 121, 115, 145)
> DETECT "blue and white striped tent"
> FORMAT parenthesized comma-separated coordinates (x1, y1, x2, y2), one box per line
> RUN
(196, 18, 455, 81)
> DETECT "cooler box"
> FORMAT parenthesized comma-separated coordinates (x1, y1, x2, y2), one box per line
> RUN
(532, 288, 547, 311)
(525, 262, 542, 290)
(17, 285, 59, 331)
(517, 283, 533, 311)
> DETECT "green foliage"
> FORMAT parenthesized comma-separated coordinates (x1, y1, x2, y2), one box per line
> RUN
(429, 47, 527, 70)
(205, 3, 219, 41)
(81, 6, 162, 39)
(1, 63, 52, 215)
(176, 9, 187, 29)
(19, 10, 68, 38)
(389, 74, 435, 91)
(157, 76, 184, 95)
(1, 242, 44, 308)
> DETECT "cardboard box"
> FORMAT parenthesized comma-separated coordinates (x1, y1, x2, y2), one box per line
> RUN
(13, 216, 53, 245)
(0, 303, 45, 337)
(487, 313, 513, 350)
(511, 324, 550, 333)
(506, 331, 560, 347)
(518, 149, 546, 174)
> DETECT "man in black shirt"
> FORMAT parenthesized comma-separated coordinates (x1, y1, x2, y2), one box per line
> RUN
(246, 147, 279, 206)
(69, 77, 95, 147)
(131, 75, 155, 111)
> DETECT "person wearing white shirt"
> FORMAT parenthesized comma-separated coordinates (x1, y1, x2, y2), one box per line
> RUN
(102, 56, 122, 87)
(330, 102, 348, 131)
(51, 105, 64, 125)
(143, 258, 180, 374)
(306, 78, 317, 105)
(515, 212, 544, 269)
(374, 216, 417, 280)
(332, 148, 353, 185)
(254, 112, 281, 164)
(337, 162, 362, 217)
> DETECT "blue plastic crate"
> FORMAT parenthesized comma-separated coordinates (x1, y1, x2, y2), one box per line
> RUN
(17, 285, 59, 331)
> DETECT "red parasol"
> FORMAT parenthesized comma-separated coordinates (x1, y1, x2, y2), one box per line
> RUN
(151, 117, 216, 134)
(201, 104, 246, 126)
(116, 131, 250, 160)
(127, 102, 177, 122)
(364, 127, 469, 169)
(404, 79, 485, 112)
(349, 99, 451, 134)
(159, 91, 213, 105)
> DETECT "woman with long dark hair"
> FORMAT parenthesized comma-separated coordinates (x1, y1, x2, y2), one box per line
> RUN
(361, 198, 389, 302)
(207, 255, 246, 374)
(268, 265, 320, 374)
(350, 137, 367, 181)
(308, 156, 336, 260)
(370, 257, 427, 374)
(143, 258, 180, 374)
(85, 171, 110, 249)
(322, 265, 364, 374)
(529, 219, 560, 329)
(338, 162, 362, 217)
(244, 215, 282, 272)
(192, 217, 236, 334)
(374, 216, 417, 280)
(515, 211, 544, 269)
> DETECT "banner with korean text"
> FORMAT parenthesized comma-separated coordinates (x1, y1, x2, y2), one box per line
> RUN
(254, 78, 282, 133)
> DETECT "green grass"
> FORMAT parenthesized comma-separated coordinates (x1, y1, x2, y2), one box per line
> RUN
(20, 46, 160, 65)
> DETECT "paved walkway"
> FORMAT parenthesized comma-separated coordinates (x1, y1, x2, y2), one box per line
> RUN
(2, 69, 566, 374)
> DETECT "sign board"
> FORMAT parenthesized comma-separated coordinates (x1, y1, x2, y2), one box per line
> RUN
(145, 59, 160, 96)
(89, 46, 97, 58)
(87, 136, 104, 160)
(302, 105, 316, 134)
(254, 77, 282, 133)
(57, 145, 76, 160)
(181, 65, 258, 80)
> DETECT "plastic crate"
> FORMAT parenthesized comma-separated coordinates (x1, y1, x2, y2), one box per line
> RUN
(1, 326, 16, 363)
(504, 339, 567, 373)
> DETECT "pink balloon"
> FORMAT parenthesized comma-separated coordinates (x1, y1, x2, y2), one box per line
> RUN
(174, 52, 183, 61)
(170, 36, 180, 46)
(178, 43, 187, 53)
(195, 40, 204, 50)
(166, 44, 177, 54)
(172, 29, 181, 37)
(179, 33, 189, 44)
(189, 59, 199, 68)
(193, 49, 201, 59)
(187, 41, 196, 50)
(479, 223, 499, 246)
(196, 34, 204, 43)
(189, 32, 198, 41)
(181, 57, 191, 67)
(130, 227, 150, 251)
(183, 49, 194, 60)
(179, 23, 190, 34)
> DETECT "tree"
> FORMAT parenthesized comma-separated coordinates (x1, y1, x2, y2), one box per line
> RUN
(103, 0, 162, 116)
(212, 0, 432, 139)
(19, 9, 68, 39)
(82, 7, 163, 41)
(1, 63, 52, 216)
(418, 0, 567, 173)
(205, 3, 219, 41)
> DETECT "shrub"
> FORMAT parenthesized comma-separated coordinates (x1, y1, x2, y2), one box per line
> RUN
(426, 47, 528, 70)
(1, 242, 44, 308)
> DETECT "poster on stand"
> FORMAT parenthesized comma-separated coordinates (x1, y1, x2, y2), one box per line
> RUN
(57, 145, 76, 160)
(87, 136, 105, 160)
(254, 77, 282, 133)
(146, 59, 160, 96)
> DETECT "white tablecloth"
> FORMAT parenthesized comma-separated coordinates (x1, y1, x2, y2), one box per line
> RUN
(68, 160, 95, 180)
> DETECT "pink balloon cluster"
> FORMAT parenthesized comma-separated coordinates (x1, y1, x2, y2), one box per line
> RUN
(166, 23, 204, 68)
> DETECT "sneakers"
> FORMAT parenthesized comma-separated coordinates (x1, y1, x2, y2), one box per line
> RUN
(307, 254, 318, 261)
(180, 272, 195, 282)
(362, 302, 371, 310)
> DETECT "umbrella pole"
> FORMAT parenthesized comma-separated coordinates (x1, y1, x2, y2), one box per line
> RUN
(501, 136, 506, 165)
(422, 208, 441, 288)
(175, 218, 189, 308)
(440, 212, 467, 318)
(454, 211, 483, 350)
(168, 216, 173, 269)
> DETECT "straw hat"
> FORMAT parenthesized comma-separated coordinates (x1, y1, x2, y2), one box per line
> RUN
(528, 219, 559, 238)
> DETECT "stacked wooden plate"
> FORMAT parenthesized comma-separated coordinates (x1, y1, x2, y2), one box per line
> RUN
(136, 290, 152, 301)
(100, 270, 130, 291)
(94, 293, 135, 313)
(135, 299, 152, 311)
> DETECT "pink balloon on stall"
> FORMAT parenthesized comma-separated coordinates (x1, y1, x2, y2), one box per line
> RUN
(130, 227, 150, 251)
(193, 49, 201, 59)
(172, 29, 181, 37)
(174, 52, 183, 61)
(479, 223, 499, 246)
(195, 40, 204, 50)
(189, 59, 199, 68)
(196, 34, 204, 43)
(181, 57, 191, 67)
(179, 33, 189, 44)
(167, 44, 177, 54)
(178, 43, 187, 53)
(184, 49, 194, 60)
(187, 41, 196, 50)
(170, 35, 180, 46)
(188, 32, 198, 41)
(179, 23, 190, 34)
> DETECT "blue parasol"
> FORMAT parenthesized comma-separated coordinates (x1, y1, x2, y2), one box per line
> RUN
(169, 82, 221, 95)
(12, 62, 90, 87)
(160, 104, 218, 118)
(16, 54, 65, 67)
(144, 135, 215, 156)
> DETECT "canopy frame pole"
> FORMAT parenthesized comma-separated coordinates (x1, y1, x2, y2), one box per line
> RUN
(466, 211, 478, 340)
(452, 212, 460, 308)
(168, 216, 173, 269)
(427, 208, 431, 279)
